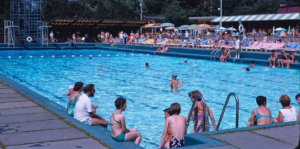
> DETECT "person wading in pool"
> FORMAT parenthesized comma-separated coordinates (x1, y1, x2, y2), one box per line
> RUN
(169, 74, 183, 91)
(145, 62, 150, 68)
(110, 97, 142, 145)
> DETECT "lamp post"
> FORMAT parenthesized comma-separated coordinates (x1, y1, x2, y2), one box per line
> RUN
(220, 0, 222, 30)
(140, 0, 143, 20)
(140, 0, 143, 33)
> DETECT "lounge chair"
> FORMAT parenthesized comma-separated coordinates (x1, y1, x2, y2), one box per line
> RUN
(242, 41, 259, 51)
(247, 42, 265, 51)
(265, 43, 286, 52)
(283, 44, 300, 52)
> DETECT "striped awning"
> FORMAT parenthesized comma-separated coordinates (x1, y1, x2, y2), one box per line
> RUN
(211, 13, 299, 22)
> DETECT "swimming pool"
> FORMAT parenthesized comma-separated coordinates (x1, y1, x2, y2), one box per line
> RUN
(0, 49, 299, 149)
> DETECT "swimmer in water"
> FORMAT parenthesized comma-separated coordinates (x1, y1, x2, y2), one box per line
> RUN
(63, 85, 74, 96)
(182, 60, 187, 64)
(241, 67, 258, 72)
(241, 67, 250, 71)
(169, 74, 183, 90)
(145, 62, 149, 68)
(194, 64, 198, 68)
(89, 56, 92, 59)
(250, 61, 255, 67)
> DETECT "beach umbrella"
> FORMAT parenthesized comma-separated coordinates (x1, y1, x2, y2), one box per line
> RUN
(188, 24, 198, 29)
(161, 23, 174, 27)
(215, 27, 226, 31)
(143, 24, 155, 28)
(198, 24, 210, 28)
(275, 27, 287, 31)
(226, 27, 236, 31)
(178, 27, 189, 30)
(165, 27, 176, 30)
(179, 25, 189, 28)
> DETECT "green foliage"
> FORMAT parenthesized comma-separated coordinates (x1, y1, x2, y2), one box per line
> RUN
(1, 0, 298, 33)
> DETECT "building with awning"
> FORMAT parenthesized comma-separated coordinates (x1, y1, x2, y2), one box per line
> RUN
(208, 13, 299, 34)
(211, 13, 299, 22)
(48, 18, 152, 42)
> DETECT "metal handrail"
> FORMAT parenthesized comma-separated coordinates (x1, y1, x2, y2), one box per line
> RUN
(210, 49, 220, 61)
(216, 92, 239, 130)
(187, 94, 206, 132)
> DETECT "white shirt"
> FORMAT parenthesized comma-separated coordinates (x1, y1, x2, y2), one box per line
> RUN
(74, 94, 93, 122)
(280, 106, 297, 122)
(263, 36, 267, 43)
(120, 33, 124, 39)
(235, 39, 240, 49)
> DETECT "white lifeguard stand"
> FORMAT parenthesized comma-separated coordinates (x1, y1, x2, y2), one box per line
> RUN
(37, 21, 51, 47)
(4, 20, 19, 47)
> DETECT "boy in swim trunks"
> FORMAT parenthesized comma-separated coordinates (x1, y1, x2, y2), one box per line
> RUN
(169, 74, 183, 90)
(158, 103, 186, 148)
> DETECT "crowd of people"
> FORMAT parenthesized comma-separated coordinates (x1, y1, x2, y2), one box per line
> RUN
(64, 78, 300, 148)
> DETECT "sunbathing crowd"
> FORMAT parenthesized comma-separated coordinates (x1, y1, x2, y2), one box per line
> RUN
(64, 80, 300, 148)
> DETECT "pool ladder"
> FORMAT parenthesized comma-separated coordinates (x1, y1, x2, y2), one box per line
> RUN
(187, 94, 207, 132)
(216, 92, 240, 130)
(210, 49, 220, 61)
(110, 42, 118, 51)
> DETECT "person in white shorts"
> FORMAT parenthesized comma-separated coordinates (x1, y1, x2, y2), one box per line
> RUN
(74, 84, 108, 127)
(235, 39, 240, 59)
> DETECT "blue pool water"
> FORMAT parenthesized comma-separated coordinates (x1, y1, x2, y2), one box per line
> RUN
(0, 49, 299, 149)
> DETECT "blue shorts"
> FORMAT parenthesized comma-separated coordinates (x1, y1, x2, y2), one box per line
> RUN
(83, 117, 92, 125)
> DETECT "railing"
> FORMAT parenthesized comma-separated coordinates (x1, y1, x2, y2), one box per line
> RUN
(186, 94, 206, 132)
(216, 92, 239, 130)
(110, 41, 118, 50)
(210, 49, 220, 61)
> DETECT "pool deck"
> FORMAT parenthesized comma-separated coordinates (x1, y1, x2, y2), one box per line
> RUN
(0, 83, 108, 149)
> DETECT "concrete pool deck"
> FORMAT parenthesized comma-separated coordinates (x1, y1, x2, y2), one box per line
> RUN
(0, 74, 299, 149)
(0, 83, 108, 149)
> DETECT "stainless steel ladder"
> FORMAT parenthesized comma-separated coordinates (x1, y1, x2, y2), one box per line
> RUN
(216, 92, 240, 130)
(210, 49, 220, 61)
(186, 94, 207, 132)
(110, 41, 118, 51)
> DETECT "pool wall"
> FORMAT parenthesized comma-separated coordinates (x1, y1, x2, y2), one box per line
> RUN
(1, 43, 298, 68)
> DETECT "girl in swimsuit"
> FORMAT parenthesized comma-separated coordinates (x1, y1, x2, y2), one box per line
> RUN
(67, 82, 83, 116)
(286, 51, 295, 69)
(277, 51, 287, 67)
(247, 96, 272, 126)
(219, 47, 226, 62)
(162, 108, 172, 148)
(110, 97, 142, 145)
(187, 91, 217, 133)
